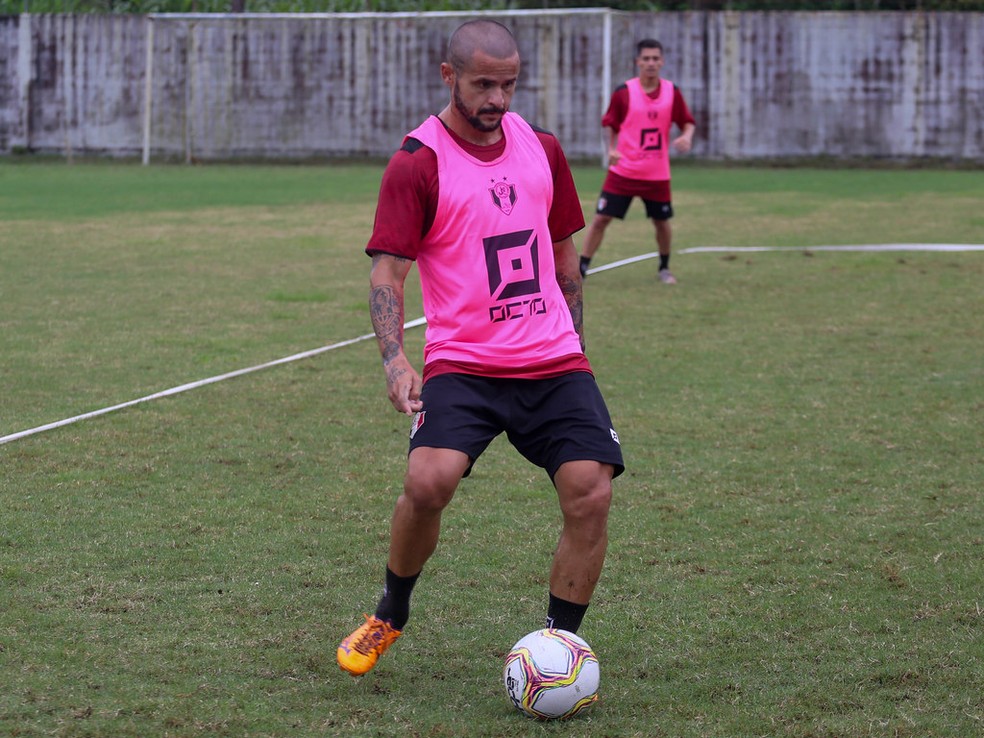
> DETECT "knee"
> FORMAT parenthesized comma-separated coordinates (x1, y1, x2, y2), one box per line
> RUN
(556, 464, 613, 525)
(591, 215, 613, 231)
(402, 466, 458, 512)
(570, 481, 612, 523)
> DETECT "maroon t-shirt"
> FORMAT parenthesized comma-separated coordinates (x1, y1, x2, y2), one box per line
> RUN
(602, 81, 696, 197)
(366, 120, 585, 258)
(602, 81, 695, 133)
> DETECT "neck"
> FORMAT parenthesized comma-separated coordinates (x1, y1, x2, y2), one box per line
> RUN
(639, 75, 661, 93)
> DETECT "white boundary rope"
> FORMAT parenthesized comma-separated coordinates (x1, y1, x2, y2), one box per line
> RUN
(587, 243, 984, 274)
(3, 245, 982, 446)
(0, 318, 425, 446)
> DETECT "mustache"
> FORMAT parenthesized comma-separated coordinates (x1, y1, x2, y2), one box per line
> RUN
(478, 106, 506, 115)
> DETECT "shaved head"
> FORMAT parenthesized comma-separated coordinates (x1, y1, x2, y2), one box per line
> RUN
(446, 20, 519, 73)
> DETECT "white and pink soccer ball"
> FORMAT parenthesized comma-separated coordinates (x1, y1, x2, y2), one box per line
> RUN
(503, 628, 600, 720)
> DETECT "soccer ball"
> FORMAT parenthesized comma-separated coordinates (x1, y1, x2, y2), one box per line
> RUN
(503, 628, 600, 720)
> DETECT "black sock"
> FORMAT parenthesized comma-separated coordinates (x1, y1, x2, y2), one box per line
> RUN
(374, 567, 420, 631)
(546, 593, 589, 634)
(579, 255, 591, 277)
(659, 254, 670, 271)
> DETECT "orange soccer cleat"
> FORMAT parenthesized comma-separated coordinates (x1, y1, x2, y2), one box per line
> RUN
(337, 614, 402, 676)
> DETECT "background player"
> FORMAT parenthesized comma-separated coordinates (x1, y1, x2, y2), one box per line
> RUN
(579, 39, 696, 284)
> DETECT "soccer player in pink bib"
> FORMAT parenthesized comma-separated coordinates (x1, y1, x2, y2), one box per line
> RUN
(337, 19, 624, 677)
(579, 39, 697, 284)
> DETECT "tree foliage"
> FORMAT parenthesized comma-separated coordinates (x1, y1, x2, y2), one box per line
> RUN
(3, 0, 982, 15)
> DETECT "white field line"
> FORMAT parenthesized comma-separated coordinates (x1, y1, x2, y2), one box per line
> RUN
(3, 245, 982, 446)
(0, 317, 425, 446)
(587, 243, 984, 274)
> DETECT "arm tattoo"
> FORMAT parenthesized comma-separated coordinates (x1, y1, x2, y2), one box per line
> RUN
(369, 284, 404, 364)
(385, 363, 408, 385)
(556, 271, 584, 349)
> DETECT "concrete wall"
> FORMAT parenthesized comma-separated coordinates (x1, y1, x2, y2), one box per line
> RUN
(626, 11, 984, 159)
(1, 11, 982, 161)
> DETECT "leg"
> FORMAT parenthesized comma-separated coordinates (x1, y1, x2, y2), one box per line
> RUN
(655, 218, 672, 258)
(581, 213, 614, 260)
(581, 193, 632, 278)
(579, 213, 614, 278)
(338, 446, 470, 676)
(550, 460, 614, 606)
(388, 446, 471, 576)
(654, 218, 676, 284)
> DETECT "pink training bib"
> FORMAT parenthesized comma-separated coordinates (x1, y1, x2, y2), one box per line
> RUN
(610, 77, 675, 182)
(406, 113, 584, 375)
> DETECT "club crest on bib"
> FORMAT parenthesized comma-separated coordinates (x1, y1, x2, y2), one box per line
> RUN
(489, 177, 518, 215)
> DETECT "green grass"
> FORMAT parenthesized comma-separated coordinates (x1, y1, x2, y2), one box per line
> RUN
(1, 160, 982, 737)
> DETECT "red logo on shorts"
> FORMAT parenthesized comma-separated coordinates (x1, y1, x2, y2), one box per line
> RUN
(410, 411, 426, 439)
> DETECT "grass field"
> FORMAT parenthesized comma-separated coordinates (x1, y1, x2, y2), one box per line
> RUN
(1, 160, 982, 737)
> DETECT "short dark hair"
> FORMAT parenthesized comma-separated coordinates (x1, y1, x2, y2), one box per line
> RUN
(447, 20, 519, 73)
(636, 39, 663, 56)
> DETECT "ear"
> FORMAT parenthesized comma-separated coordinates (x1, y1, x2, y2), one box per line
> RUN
(440, 62, 455, 88)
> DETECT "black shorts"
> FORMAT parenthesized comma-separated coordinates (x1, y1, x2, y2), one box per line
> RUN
(596, 191, 674, 221)
(408, 372, 624, 481)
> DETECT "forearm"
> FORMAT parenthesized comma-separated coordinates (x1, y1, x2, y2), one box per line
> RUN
(369, 281, 406, 365)
(604, 127, 618, 154)
(554, 237, 585, 351)
(369, 253, 414, 374)
(369, 253, 422, 414)
(671, 122, 695, 154)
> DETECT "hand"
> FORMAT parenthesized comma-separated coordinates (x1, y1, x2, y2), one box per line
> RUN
(607, 147, 622, 165)
(383, 354, 424, 415)
(672, 135, 692, 154)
